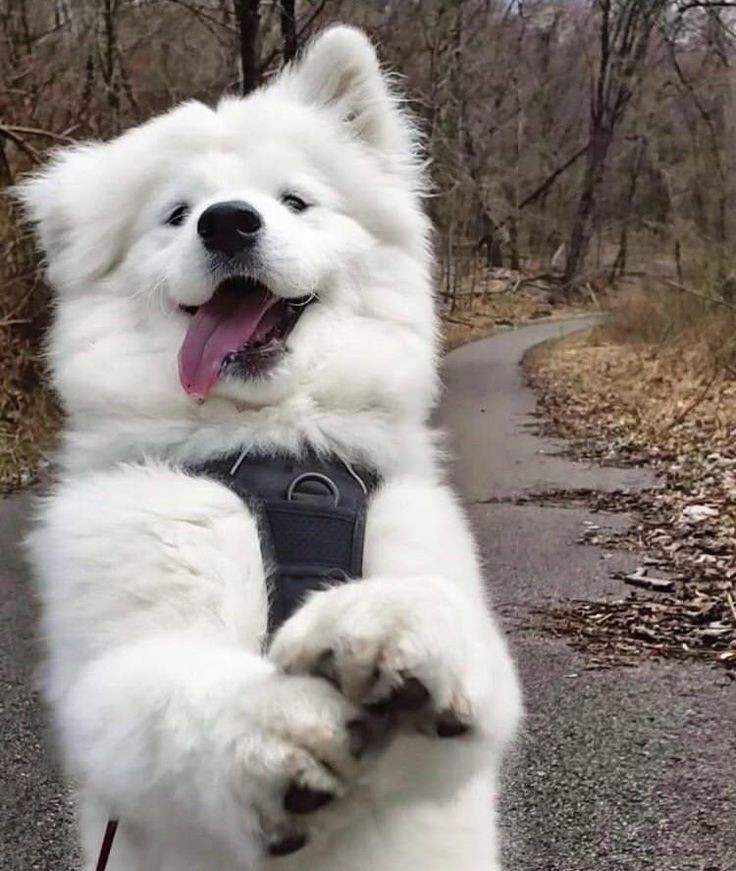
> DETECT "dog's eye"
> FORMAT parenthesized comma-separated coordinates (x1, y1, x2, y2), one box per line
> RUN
(281, 193, 311, 214)
(165, 203, 190, 226)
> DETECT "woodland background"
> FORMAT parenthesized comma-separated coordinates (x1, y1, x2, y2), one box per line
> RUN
(2, 0, 736, 489)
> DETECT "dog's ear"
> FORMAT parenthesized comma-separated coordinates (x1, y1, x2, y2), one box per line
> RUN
(280, 26, 415, 160)
(14, 149, 78, 263)
(15, 145, 126, 287)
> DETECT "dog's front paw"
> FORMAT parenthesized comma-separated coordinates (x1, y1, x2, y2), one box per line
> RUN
(269, 578, 481, 740)
(228, 672, 370, 857)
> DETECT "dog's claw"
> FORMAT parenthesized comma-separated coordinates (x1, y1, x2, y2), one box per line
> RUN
(435, 710, 471, 738)
(267, 830, 309, 857)
(284, 782, 335, 814)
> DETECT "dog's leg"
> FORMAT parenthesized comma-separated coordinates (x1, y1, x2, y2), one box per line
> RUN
(66, 635, 365, 869)
(268, 474, 521, 870)
(30, 464, 368, 870)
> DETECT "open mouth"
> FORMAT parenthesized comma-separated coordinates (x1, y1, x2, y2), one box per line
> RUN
(177, 276, 315, 399)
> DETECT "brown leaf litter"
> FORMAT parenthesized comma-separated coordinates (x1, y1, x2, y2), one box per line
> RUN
(523, 328, 736, 672)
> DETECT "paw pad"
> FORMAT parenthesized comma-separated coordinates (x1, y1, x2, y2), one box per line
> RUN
(390, 676, 430, 711)
(367, 674, 430, 715)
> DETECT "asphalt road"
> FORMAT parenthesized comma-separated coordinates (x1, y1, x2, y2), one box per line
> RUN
(2, 317, 734, 870)
(437, 318, 736, 871)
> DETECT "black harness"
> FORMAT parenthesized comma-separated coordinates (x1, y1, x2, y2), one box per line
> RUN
(95, 450, 379, 871)
(189, 449, 380, 634)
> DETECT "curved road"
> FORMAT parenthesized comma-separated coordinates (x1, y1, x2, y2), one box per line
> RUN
(2, 317, 734, 870)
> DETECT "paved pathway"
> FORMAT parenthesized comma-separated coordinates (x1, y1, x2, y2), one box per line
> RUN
(438, 318, 736, 871)
(2, 317, 734, 870)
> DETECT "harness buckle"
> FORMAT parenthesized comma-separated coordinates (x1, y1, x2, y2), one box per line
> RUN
(286, 472, 340, 506)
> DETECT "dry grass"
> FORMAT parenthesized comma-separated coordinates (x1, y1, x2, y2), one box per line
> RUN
(527, 279, 736, 462)
(0, 202, 60, 494)
(441, 289, 553, 349)
(606, 278, 736, 371)
(526, 324, 736, 463)
(0, 335, 59, 493)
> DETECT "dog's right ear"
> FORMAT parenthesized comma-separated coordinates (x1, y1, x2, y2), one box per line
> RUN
(14, 147, 87, 263)
(15, 144, 127, 287)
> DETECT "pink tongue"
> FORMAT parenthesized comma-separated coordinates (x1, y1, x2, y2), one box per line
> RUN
(178, 285, 278, 398)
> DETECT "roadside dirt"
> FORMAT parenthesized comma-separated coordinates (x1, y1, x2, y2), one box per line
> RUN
(440, 267, 589, 349)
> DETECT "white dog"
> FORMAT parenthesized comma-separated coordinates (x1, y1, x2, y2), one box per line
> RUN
(19, 26, 521, 871)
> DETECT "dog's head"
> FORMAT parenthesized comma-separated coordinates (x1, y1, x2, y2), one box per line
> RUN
(18, 26, 436, 446)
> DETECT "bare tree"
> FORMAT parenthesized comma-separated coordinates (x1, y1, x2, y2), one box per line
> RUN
(563, 0, 668, 285)
(1, 0, 736, 311)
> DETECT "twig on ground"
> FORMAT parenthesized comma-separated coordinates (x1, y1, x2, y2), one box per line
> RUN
(443, 315, 475, 326)
(662, 368, 719, 430)
(621, 569, 675, 592)
(0, 125, 42, 163)
(584, 281, 600, 308)
(0, 318, 33, 328)
(727, 592, 736, 627)
(2, 124, 76, 145)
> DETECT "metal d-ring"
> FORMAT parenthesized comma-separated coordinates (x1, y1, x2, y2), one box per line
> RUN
(286, 472, 340, 506)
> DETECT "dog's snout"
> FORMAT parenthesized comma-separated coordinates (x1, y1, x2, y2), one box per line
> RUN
(197, 200, 263, 256)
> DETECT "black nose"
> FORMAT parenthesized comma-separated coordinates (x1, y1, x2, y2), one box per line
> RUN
(197, 200, 263, 256)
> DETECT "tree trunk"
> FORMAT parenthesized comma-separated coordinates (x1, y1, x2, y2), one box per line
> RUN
(280, 0, 297, 64)
(102, 0, 120, 113)
(610, 138, 645, 283)
(233, 0, 261, 95)
(563, 129, 613, 285)
(508, 214, 520, 271)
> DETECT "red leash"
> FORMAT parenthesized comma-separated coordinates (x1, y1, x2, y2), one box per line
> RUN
(94, 819, 119, 871)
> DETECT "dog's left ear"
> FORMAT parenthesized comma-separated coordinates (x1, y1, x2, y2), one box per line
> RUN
(280, 26, 414, 160)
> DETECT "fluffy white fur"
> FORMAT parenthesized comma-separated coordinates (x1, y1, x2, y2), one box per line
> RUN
(20, 26, 521, 871)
